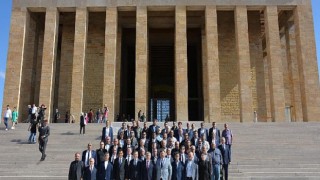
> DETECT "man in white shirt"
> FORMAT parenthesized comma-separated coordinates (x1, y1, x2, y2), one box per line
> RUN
(82, 143, 97, 167)
(4, 105, 12, 131)
(31, 104, 37, 121)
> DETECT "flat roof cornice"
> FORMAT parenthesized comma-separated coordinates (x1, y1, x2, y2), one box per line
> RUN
(13, 0, 305, 8)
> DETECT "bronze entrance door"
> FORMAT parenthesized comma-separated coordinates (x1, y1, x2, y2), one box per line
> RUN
(149, 98, 172, 122)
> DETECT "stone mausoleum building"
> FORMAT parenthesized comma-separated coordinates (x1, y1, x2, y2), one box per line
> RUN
(2, 0, 320, 123)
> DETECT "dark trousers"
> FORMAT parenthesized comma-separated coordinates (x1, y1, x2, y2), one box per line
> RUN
(80, 125, 85, 134)
(31, 114, 36, 121)
(222, 164, 228, 180)
(4, 117, 8, 129)
(39, 139, 48, 158)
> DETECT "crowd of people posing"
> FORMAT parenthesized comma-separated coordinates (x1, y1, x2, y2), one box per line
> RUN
(69, 120, 233, 180)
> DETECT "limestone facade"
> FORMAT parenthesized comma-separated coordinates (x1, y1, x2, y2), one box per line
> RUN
(3, 0, 320, 122)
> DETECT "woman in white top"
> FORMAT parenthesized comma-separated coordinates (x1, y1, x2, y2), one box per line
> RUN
(4, 105, 12, 131)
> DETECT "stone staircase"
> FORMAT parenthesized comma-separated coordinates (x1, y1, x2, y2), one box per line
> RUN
(0, 122, 319, 179)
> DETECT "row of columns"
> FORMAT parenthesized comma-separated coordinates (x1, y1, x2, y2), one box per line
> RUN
(3, 4, 320, 122)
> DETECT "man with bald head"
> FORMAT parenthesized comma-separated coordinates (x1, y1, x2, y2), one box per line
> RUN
(69, 152, 84, 180)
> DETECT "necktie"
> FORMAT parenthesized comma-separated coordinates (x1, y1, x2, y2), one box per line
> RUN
(147, 161, 149, 169)
(135, 160, 137, 166)
(86, 151, 90, 166)
(119, 158, 122, 167)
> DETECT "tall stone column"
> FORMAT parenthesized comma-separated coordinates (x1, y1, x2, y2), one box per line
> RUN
(114, 27, 122, 119)
(235, 6, 253, 122)
(39, 8, 59, 122)
(294, 1, 320, 122)
(2, 8, 29, 121)
(175, 6, 188, 121)
(264, 6, 286, 122)
(135, 6, 148, 120)
(284, 22, 303, 122)
(70, 8, 88, 122)
(204, 6, 221, 122)
(103, 7, 118, 122)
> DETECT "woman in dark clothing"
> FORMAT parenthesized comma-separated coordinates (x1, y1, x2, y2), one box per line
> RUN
(199, 153, 212, 180)
(65, 111, 70, 123)
(80, 113, 86, 135)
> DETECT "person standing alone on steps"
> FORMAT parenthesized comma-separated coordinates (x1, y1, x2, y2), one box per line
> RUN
(38, 120, 50, 161)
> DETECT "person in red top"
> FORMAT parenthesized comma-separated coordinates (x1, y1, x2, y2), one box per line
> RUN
(87, 109, 93, 123)
(103, 105, 109, 123)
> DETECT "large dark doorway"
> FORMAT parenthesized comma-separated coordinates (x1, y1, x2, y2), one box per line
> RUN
(148, 29, 175, 121)
(120, 28, 136, 121)
(187, 28, 204, 121)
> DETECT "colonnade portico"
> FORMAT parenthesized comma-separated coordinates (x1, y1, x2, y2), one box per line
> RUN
(3, 0, 320, 123)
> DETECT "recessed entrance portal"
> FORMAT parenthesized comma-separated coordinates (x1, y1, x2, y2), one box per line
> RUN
(148, 29, 175, 122)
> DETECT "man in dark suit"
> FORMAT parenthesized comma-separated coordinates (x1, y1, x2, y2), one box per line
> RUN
(124, 125, 132, 139)
(104, 137, 112, 152)
(141, 122, 149, 139)
(113, 149, 127, 180)
(174, 122, 185, 137)
(180, 132, 190, 147)
(198, 122, 209, 140)
(83, 158, 97, 180)
(175, 128, 184, 143)
(142, 152, 156, 180)
(101, 120, 114, 143)
(179, 146, 187, 164)
(171, 152, 185, 180)
(109, 138, 121, 157)
(68, 152, 84, 180)
(38, 120, 50, 161)
(185, 123, 194, 139)
(191, 131, 200, 148)
(151, 148, 159, 164)
(148, 119, 160, 139)
(208, 122, 221, 146)
(128, 151, 142, 180)
(96, 141, 108, 167)
(198, 153, 212, 180)
(82, 143, 97, 167)
(218, 137, 231, 180)
(98, 153, 113, 180)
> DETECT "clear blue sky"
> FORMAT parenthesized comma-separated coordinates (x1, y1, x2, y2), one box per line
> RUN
(0, 1, 319, 111)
